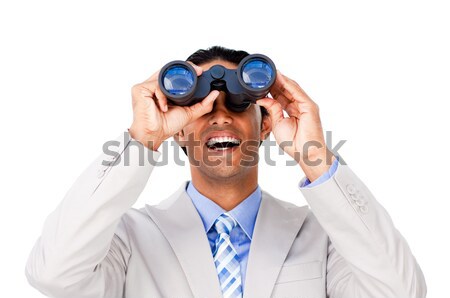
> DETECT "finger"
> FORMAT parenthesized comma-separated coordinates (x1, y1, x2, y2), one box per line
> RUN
(135, 87, 160, 124)
(273, 71, 313, 105)
(187, 61, 203, 76)
(133, 80, 158, 98)
(154, 88, 168, 112)
(185, 90, 220, 122)
(283, 103, 301, 119)
(146, 93, 161, 124)
(271, 86, 293, 108)
(275, 94, 301, 119)
(256, 98, 285, 125)
(132, 80, 168, 113)
(271, 87, 301, 119)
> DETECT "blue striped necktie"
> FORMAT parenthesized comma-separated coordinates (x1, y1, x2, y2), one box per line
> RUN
(213, 213, 243, 298)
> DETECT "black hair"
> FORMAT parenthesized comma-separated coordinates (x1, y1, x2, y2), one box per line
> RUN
(179, 46, 270, 156)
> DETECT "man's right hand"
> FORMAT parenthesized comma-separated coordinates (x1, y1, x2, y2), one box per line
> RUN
(128, 63, 220, 151)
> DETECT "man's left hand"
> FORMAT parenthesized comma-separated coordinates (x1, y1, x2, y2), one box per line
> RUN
(257, 71, 336, 182)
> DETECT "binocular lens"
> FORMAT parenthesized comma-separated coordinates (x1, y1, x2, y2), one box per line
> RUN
(241, 59, 274, 89)
(162, 66, 195, 95)
(159, 54, 275, 111)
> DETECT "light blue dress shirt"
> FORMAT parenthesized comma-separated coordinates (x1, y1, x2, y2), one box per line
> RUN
(186, 157, 339, 291)
(301, 156, 340, 188)
(186, 182, 261, 290)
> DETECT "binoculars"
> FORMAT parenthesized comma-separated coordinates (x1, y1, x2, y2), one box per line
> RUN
(158, 54, 276, 112)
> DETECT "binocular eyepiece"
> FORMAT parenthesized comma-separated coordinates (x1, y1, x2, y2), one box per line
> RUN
(158, 54, 276, 112)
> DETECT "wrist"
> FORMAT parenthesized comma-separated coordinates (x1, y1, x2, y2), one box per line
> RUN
(299, 149, 335, 182)
(128, 126, 163, 151)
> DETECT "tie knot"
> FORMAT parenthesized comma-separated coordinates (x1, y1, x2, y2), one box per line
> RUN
(213, 213, 237, 235)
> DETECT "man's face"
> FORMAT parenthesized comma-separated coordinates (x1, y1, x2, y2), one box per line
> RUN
(176, 59, 271, 182)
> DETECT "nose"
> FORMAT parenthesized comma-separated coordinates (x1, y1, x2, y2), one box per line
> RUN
(208, 92, 233, 125)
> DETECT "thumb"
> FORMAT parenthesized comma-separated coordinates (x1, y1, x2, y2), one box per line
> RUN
(186, 90, 220, 122)
(256, 98, 285, 126)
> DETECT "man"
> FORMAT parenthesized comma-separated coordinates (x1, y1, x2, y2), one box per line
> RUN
(25, 46, 426, 298)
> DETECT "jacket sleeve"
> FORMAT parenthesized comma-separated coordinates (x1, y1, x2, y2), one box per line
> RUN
(25, 132, 161, 298)
(299, 162, 427, 298)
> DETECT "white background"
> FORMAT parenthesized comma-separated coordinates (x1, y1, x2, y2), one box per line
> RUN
(1, 0, 449, 297)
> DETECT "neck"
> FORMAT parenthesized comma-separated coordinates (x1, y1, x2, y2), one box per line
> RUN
(190, 169, 258, 211)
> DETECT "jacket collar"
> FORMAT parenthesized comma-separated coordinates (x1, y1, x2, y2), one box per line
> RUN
(145, 182, 309, 298)
(186, 181, 262, 240)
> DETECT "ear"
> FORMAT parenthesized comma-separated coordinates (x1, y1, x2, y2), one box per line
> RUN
(260, 115, 272, 141)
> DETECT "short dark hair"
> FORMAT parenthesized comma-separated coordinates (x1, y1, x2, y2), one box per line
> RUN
(187, 46, 249, 68)
(179, 46, 270, 156)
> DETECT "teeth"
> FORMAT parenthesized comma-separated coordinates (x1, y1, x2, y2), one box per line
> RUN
(207, 136, 241, 147)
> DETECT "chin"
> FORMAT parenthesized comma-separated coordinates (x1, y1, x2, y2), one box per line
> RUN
(204, 164, 242, 180)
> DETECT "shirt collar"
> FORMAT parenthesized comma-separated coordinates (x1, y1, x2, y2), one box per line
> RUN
(186, 181, 262, 240)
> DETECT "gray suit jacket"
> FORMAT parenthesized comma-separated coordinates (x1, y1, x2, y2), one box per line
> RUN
(25, 133, 426, 298)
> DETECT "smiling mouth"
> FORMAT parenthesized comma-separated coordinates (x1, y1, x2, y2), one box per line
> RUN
(206, 136, 241, 151)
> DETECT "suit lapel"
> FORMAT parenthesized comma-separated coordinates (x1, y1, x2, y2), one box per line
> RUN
(244, 191, 309, 298)
(145, 183, 223, 298)
(145, 184, 309, 298)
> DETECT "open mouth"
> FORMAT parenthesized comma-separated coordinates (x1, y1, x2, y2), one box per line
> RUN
(206, 136, 241, 151)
